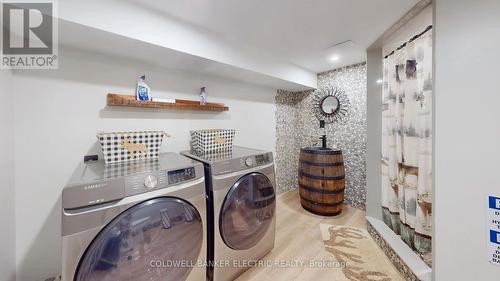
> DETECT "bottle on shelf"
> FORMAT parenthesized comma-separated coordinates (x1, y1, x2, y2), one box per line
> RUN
(136, 75, 151, 101)
(200, 86, 207, 105)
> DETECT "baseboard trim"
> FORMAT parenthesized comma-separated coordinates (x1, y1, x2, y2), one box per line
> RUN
(366, 216, 432, 281)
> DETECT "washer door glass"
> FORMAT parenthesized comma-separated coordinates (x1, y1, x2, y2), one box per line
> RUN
(75, 197, 203, 281)
(220, 173, 276, 250)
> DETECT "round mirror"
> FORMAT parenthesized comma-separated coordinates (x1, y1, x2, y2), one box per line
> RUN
(321, 96, 339, 114)
(312, 87, 349, 124)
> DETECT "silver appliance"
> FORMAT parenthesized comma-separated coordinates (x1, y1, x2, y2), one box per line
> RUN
(61, 153, 207, 281)
(182, 146, 276, 281)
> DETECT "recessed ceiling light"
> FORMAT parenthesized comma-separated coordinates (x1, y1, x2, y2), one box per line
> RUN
(376, 79, 383, 84)
(330, 55, 340, 62)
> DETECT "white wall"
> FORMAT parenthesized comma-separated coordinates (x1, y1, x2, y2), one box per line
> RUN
(0, 70, 16, 281)
(365, 48, 383, 220)
(434, 0, 500, 279)
(12, 46, 276, 281)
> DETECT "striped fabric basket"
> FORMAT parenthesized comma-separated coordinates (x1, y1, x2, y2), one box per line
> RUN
(97, 131, 169, 164)
(190, 129, 235, 154)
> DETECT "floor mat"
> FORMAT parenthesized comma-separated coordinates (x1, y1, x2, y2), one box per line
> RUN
(320, 224, 404, 281)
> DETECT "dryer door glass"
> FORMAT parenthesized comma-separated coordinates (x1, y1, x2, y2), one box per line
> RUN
(220, 172, 276, 250)
(75, 197, 203, 281)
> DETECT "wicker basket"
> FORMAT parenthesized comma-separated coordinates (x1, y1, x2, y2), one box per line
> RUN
(190, 129, 235, 154)
(97, 131, 168, 164)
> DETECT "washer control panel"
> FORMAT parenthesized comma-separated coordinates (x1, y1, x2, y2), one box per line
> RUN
(126, 173, 167, 196)
(168, 167, 196, 184)
(144, 174, 158, 189)
(125, 166, 197, 196)
(244, 157, 254, 167)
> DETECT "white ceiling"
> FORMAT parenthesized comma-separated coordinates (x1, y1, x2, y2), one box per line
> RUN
(131, 0, 419, 73)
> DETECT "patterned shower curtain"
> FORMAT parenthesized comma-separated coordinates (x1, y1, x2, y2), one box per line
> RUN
(381, 27, 433, 257)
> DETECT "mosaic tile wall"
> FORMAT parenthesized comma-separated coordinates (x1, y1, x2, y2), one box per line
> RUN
(275, 63, 367, 209)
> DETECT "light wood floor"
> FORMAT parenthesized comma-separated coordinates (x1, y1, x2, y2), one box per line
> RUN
(235, 188, 369, 281)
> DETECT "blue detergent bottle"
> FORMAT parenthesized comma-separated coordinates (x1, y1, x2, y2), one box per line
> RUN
(136, 75, 151, 101)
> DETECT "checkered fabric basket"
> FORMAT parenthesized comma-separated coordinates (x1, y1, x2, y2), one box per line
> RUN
(97, 131, 169, 164)
(190, 129, 235, 154)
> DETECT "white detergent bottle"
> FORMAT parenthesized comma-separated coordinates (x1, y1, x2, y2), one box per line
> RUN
(136, 75, 151, 101)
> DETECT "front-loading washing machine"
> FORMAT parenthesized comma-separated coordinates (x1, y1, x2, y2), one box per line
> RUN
(61, 153, 207, 281)
(182, 146, 276, 281)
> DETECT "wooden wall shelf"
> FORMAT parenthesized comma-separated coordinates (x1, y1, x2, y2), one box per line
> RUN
(107, 94, 229, 112)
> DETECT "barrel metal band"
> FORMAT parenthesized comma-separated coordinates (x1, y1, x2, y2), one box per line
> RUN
(300, 197, 344, 207)
(299, 159, 344, 167)
(301, 204, 342, 216)
(301, 147, 343, 155)
(299, 184, 345, 194)
(299, 171, 345, 180)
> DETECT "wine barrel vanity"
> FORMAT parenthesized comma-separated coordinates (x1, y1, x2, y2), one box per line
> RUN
(298, 147, 345, 216)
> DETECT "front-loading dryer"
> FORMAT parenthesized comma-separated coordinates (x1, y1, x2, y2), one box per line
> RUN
(182, 146, 276, 281)
(61, 153, 207, 281)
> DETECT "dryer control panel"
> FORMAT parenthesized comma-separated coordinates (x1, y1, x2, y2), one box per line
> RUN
(240, 153, 271, 168)
(181, 147, 274, 176)
(255, 154, 271, 165)
(217, 152, 273, 175)
(168, 167, 196, 184)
